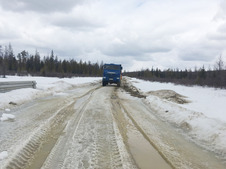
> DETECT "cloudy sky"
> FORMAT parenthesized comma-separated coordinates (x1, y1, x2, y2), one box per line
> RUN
(0, 0, 226, 71)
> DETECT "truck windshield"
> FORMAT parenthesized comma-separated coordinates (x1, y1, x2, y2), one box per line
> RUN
(103, 65, 121, 70)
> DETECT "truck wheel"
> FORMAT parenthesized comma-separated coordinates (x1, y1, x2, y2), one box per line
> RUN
(102, 81, 106, 86)
(117, 82, 120, 87)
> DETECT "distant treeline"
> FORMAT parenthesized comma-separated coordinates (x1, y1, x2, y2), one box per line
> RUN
(1, 43, 226, 88)
(0, 44, 103, 77)
(124, 57, 226, 88)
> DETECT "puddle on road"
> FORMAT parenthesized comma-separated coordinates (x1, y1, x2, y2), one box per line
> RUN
(112, 91, 172, 169)
(127, 124, 172, 169)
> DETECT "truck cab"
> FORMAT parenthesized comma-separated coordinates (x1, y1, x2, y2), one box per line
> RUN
(102, 64, 122, 87)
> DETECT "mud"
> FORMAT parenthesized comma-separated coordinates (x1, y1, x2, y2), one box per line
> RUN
(121, 78, 146, 98)
(118, 82, 226, 169)
(127, 128, 171, 169)
(25, 102, 75, 169)
(147, 90, 190, 104)
(39, 86, 137, 169)
(111, 89, 172, 169)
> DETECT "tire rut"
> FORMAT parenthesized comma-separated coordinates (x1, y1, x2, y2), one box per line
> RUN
(1, 85, 100, 169)
(111, 88, 173, 169)
(40, 86, 101, 169)
(3, 101, 74, 169)
(42, 86, 136, 169)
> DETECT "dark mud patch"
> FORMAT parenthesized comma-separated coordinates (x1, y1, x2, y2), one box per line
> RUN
(147, 90, 190, 104)
(121, 79, 146, 99)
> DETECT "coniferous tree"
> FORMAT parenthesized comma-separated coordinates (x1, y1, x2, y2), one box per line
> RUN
(0, 45, 5, 77)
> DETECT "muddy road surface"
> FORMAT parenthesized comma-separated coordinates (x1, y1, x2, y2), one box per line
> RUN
(1, 80, 226, 169)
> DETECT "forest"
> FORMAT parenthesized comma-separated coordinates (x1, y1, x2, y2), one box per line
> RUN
(124, 57, 226, 88)
(1, 43, 226, 88)
(0, 44, 103, 77)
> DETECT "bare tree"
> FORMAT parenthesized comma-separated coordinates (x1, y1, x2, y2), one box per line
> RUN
(214, 55, 224, 71)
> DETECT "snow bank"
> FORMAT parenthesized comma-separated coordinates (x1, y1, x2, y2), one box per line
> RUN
(131, 78, 226, 122)
(0, 76, 101, 110)
(128, 77, 226, 160)
(144, 95, 226, 158)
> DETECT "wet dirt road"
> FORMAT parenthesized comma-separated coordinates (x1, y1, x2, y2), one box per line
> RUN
(1, 80, 226, 169)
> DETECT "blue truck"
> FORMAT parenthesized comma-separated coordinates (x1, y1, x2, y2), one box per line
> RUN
(102, 63, 122, 87)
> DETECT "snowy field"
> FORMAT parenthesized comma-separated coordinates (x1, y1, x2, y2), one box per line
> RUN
(129, 77, 226, 159)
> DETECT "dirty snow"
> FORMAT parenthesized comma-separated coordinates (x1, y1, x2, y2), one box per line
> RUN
(1, 75, 226, 163)
(0, 76, 101, 110)
(129, 77, 226, 159)
(131, 78, 226, 122)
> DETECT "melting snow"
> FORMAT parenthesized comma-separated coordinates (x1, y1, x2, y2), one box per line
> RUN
(129, 77, 226, 159)
(0, 151, 8, 160)
(0, 113, 15, 122)
(0, 76, 101, 110)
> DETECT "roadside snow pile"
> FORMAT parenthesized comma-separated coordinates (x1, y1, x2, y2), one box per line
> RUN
(0, 151, 8, 160)
(0, 76, 101, 110)
(0, 113, 15, 122)
(147, 90, 190, 104)
(0, 88, 40, 110)
(130, 77, 226, 122)
(128, 77, 226, 160)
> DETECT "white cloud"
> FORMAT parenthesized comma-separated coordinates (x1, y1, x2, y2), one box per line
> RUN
(0, 0, 225, 71)
(0, 0, 83, 13)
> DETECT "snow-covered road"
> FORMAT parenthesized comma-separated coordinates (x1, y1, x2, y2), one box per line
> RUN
(0, 77, 226, 169)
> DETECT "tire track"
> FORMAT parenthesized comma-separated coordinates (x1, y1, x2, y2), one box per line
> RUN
(111, 88, 173, 169)
(117, 77, 226, 169)
(41, 86, 99, 169)
(2, 83, 141, 169)
(42, 86, 137, 169)
(1, 85, 100, 169)
(3, 101, 74, 169)
(120, 102, 174, 169)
